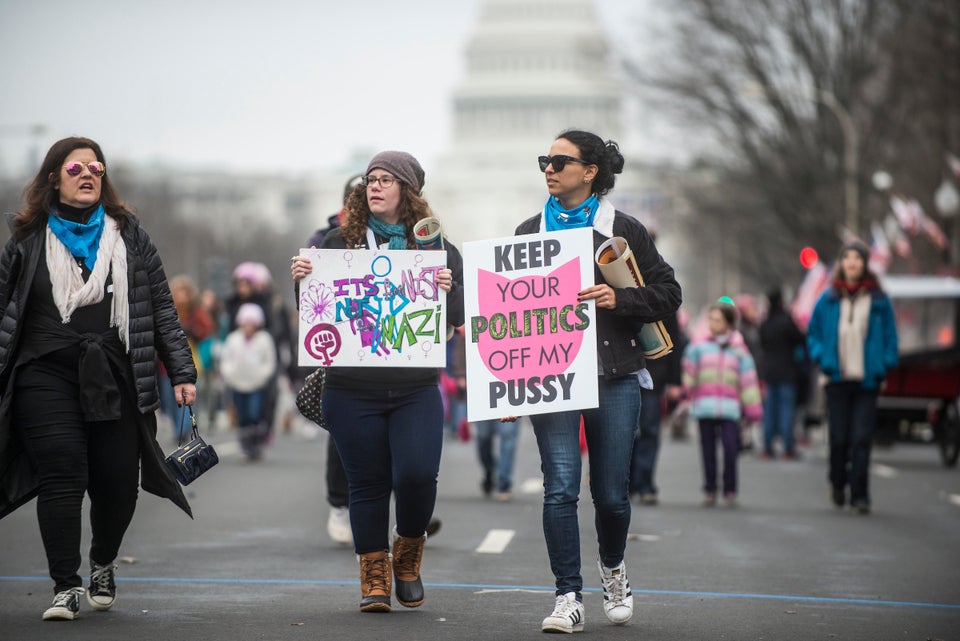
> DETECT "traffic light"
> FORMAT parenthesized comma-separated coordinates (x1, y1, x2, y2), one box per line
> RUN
(799, 246, 819, 269)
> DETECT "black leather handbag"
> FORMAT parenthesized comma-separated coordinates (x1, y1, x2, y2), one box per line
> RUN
(164, 404, 219, 485)
(295, 367, 326, 429)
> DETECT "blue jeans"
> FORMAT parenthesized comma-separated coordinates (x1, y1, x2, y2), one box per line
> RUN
(326, 438, 349, 509)
(531, 376, 640, 596)
(825, 382, 878, 506)
(323, 385, 443, 554)
(158, 370, 190, 441)
(232, 389, 267, 457)
(449, 395, 468, 438)
(475, 419, 520, 493)
(763, 382, 797, 455)
(630, 386, 662, 496)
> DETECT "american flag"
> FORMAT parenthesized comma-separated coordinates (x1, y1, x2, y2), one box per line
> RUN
(791, 261, 831, 330)
(869, 222, 891, 273)
(884, 214, 912, 257)
(890, 196, 922, 235)
(921, 212, 949, 250)
(948, 153, 960, 182)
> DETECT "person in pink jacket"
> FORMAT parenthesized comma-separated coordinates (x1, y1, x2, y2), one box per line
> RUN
(682, 300, 763, 507)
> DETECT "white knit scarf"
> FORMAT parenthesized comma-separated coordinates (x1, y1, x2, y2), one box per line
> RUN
(45, 217, 130, 350)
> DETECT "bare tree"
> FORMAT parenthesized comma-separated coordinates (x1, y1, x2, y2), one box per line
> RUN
(629, 0, 960, 295)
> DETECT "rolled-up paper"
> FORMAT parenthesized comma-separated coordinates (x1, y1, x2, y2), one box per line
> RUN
(413, 217, 444, 250)
(594, 236, 673, 359)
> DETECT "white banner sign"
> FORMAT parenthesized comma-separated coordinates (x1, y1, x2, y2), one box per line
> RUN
(463, 228, 598, 421)
(295, 248, 447, 367)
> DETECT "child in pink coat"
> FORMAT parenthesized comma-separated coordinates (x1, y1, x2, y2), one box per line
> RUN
(682, 301, 763, 506)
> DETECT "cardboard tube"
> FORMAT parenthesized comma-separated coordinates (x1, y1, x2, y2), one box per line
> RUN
(413, 217, 444, 250)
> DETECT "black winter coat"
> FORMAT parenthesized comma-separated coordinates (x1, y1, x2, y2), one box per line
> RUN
(515, 203, 681, 378)
(758, 307, 806, 384)
(0, 212, 197, 519)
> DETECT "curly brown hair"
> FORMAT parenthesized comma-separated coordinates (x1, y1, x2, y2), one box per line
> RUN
(338, 182, 436, 248)
(13, 136, 131, 242)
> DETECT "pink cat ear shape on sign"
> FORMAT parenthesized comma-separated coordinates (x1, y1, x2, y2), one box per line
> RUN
(475, 257, 585, 383)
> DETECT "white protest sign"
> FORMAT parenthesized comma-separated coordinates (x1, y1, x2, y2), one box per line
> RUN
(463, 228, 598, 421)
(295, 248, 447, 367)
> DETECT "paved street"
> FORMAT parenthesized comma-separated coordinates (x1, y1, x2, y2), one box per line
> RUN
(2, 415, 959, 640)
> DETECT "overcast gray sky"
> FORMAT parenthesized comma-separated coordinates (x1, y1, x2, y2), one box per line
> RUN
(0, 0, 648, 177)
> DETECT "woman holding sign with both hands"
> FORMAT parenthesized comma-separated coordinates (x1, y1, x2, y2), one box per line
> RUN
(513, 130, 681, 633)
(291, 151, 464, 613)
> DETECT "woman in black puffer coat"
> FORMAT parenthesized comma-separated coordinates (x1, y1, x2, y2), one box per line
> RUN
(0, 136, 197, 621)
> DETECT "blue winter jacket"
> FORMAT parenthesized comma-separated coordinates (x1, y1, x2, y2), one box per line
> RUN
(806, 286, 898, 390)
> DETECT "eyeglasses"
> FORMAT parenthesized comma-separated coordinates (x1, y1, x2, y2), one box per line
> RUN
(361, 175, 398, 188)
(538, 155, 591, 173)
(63, 161, 106, 177)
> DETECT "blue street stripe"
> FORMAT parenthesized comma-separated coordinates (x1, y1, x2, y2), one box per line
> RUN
(2, 576, 958, 610)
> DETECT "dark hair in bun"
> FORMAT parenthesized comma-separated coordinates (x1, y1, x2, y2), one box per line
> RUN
(556, 129, 625, 196)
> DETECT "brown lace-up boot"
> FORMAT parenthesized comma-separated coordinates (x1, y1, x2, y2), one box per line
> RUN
(392, 532, 426, 607)
(358, 550, 392, 612)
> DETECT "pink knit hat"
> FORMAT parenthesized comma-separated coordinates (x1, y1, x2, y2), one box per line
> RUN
(235, 302, 265, 328)
(232, 261, 261, 283)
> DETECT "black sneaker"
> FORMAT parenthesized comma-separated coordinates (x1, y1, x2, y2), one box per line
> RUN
(86, 562, 117, 611)
(851, 501, 871, 515)
(831, 487, 846, 508)
(481, 475, 494, 498)
(426, 516, 442, 538)
(639, 493, 659, 506)
(43, 587, 84, 620)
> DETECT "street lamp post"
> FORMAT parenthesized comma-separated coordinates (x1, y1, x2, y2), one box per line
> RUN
(816, 90, 859, 234)
(743, 84, 859, 234)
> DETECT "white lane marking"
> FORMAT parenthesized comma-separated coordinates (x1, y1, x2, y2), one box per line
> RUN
(520, 477, 542, 494)
(626, 533, 662, 542)
(949, 494, 960, 507)
(474, 588, 553, 595)
(214, 441, 241, 457)
(871, 463, 898, 479)
(476, 529, 515, 554)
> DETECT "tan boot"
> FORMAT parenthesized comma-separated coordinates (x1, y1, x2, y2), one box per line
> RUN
(358, 550, 392, 612)
(392, 532, 426, 607)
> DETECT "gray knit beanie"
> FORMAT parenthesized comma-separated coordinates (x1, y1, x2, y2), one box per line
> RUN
(840, 240, 869, 263)
(366, 151, 425, 192)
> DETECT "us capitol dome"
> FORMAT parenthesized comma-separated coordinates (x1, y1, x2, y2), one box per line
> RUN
(428, 0, 633, 244)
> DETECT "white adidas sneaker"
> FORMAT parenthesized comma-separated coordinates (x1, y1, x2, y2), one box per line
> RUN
(598, 558, 633, 624)
(541, 591, 584, 633)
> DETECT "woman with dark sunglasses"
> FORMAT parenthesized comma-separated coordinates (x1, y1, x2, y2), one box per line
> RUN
(291, 151, 464, 613)
(516, 130, 681, 633)
(0, 137, 198, 620)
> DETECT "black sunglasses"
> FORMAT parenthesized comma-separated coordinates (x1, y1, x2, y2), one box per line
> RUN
(538, 154, 591, 172)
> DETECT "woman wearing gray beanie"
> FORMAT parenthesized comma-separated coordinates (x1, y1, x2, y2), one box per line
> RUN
(290, 150, 464, 613)
(807, 241, 898, 515)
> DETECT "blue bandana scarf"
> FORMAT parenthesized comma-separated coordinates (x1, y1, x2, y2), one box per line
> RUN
(47, 203, 106, 269)
(367, 215, 408, 250)
(544, 194, 600, 231)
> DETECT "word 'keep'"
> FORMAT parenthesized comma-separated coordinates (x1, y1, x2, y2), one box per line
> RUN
(494, 239, 561, 272)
